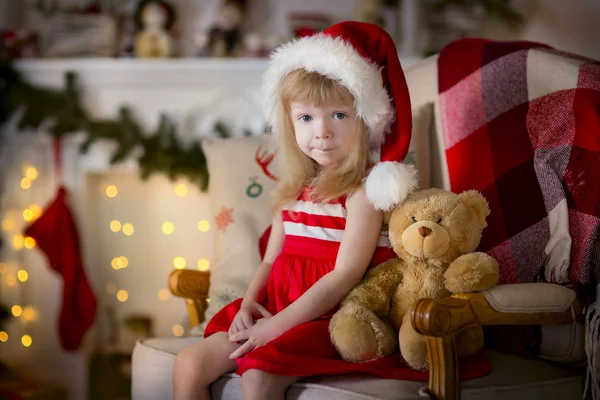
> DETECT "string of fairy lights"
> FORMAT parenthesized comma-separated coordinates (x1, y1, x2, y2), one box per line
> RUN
(0, 164, 43, 348)
(0, 165, 214, 348)
(101, 181, 212, 338)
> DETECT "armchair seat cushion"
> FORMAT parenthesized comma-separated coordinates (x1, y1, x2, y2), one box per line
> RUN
(132, 337, 583, 400)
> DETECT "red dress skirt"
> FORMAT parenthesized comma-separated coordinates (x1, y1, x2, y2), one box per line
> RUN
(205, 195, 490, 380)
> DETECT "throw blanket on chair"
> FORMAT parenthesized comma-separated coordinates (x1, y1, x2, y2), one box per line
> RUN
(437, 38, 600, 399)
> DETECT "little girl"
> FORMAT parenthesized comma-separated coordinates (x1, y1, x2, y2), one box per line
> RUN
(173, 21, 418, 400)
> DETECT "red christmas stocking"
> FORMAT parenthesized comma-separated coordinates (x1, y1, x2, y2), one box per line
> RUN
(24, 186, 97, 351)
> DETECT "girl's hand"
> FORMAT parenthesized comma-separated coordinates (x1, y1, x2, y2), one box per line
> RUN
(228, 300, 272, 338)
(228, 316, 286, 359)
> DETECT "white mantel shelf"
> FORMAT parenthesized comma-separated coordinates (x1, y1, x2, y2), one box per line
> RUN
(14, 58, 272, 86)
(14, 56, 423, 87)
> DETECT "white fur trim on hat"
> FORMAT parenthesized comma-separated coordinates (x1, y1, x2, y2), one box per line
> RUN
(366, 162, 418, 211)
(262, 33, 394, 150)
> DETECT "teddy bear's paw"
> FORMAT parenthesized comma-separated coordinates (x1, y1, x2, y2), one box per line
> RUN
(409, 358, 429, 372)
(403, 352, 429, 371)
(445, 252, 499, 293)
(456, 325, 485, 358)
(399, 332, 429, 371)
(330, 313, 379, 362)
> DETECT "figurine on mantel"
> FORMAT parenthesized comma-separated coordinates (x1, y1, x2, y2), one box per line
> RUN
(134, 0, 177, 58)
(354, 0, 385, 27)
(195, 0, 247, 58)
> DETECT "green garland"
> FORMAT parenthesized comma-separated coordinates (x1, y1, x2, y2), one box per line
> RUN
(0, 61, 249, 191)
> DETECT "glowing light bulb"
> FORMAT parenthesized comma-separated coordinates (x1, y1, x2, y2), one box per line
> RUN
(105, 185, 118, 198)
(21, 335, 32, 347)
(23, 209, 34, 221)
(197, 220, 210, 232)
(0, 263, 7, 274)
(162, 222, 174, 235)
(110, 220, 122, 232)
(6, 275, 16, 286)
(110, 256, 129, 269)
(175, 184, 188, 196)
(29, 204, 42, 219)
(173, 256, 186, 269)
(122, 223, 134, 236)
(21, 177, 31, 189)
(0, 331, 7, 342)
(17, 270, 28, 282)
(172, 324, 184, 337)
(24, 166, 38, 180)
(12, 305, 23, 317)
(24, 237, 35, 249)
(197, 259, 210, 271)
(116, 290, 128, 302)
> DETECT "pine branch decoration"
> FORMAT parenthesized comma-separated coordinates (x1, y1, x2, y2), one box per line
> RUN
(0, 61, 236, 191)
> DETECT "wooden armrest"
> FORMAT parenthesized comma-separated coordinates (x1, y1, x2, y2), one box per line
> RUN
(168, 269, 210, 328)
(411, 292, 582, 338)
(409, 292, 582, 400)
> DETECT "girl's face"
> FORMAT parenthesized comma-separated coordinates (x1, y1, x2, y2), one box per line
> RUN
(289, 101, 360, 168)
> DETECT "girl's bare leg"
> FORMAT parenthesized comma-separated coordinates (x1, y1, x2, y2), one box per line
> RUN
(173, 332, 240, 400)
(242, 369, 299, 400)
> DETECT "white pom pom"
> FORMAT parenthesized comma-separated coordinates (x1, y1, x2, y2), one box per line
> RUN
(366, 162, 418, 211)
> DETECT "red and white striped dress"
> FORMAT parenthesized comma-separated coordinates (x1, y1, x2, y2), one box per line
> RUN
(204, 189, 489, 380)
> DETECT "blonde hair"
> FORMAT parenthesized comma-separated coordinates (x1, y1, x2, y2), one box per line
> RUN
(271, 69, 369, 209)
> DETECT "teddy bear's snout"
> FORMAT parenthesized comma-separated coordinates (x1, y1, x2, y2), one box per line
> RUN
(401, 221, 450, 259)
(418, 226, 432, 237)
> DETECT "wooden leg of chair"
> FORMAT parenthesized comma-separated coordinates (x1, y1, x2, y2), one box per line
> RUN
(426, 335, 459, 400)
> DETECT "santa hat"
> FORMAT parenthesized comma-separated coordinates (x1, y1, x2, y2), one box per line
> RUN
(262, 21, 417, 211)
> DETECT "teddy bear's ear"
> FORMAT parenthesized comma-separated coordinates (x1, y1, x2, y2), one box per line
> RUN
(458, 190, 490, 228)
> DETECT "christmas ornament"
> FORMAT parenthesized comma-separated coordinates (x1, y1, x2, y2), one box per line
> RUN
(245, 177, 263, 198)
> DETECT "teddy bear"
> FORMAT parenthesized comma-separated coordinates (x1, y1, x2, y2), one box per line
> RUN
(329, 188, 500, 370)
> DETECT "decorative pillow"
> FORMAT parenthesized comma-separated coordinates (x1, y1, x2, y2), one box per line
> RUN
(191, 103, 433, 335)
(193, 134, 278, 334)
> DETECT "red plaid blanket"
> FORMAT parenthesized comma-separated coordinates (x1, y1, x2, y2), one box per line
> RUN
(438, 39, 600, 398)
(438, 39, 600, 300)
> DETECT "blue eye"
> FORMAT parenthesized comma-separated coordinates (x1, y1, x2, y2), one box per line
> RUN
(299, 115, 312, 122)
(333, 113, 347, 120)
